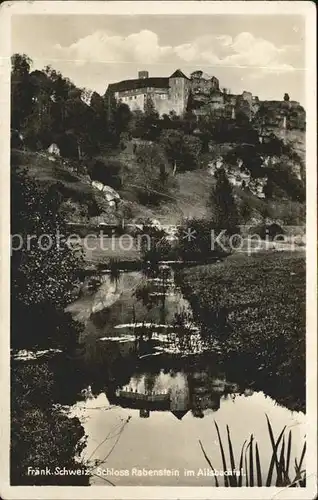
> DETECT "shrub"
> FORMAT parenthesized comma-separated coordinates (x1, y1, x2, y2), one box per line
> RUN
(159, 129, 202, 172)
(139, 224, 177, 263)
(11, 363, 88, 485)
(176, 218, 230, 262)
(88, 156, 123, 190)
(251, 222, 285, 241)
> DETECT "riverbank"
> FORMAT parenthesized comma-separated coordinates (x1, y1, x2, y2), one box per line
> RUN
(176, 251, 306, 412)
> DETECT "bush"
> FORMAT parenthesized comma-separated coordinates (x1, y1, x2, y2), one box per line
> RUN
(139, 224, 177, 263)
(176, 218, 230, 262)
(251, 222, 285, 241)
(159, 129, 202, 172)
(11, 363, 89, 485)
(88, 156, 122, 190)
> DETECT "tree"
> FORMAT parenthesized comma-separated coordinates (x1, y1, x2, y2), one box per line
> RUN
(114, 102, 132, 138)
(208, 168, 239, 233)
(159, 129, 202, 172)
(11, 363, 89, 485)
(11, 161, 83, 349)
(181, 134, 202, 170)
(63, 90, 95, 159)
(239, 198, 253, 223)
(89, 91, 109, 149)
(11, 54, 34, 130)
(143, 96, 160, 140)
(131, 143, 175, 205)
(180, 110, 197, 135)
(11, 160, 89, 485)
(23, 71, 55, 149)
(130, 99, 160, 141)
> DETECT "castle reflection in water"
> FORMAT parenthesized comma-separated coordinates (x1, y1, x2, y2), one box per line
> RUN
(109, 369, 245, 420)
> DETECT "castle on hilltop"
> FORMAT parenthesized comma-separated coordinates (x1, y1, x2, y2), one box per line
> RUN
(106, 69, 305, 130)
(106, 68, 258, 119)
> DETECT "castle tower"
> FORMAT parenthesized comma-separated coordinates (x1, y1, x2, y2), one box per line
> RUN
(138, 70, 149, 79)
(168, 69, 190, 116)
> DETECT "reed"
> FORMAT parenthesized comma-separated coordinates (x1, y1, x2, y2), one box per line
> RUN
(199, 414, 306, 487)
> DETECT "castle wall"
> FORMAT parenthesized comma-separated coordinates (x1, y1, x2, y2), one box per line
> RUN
(153, 95, 177, 116)
(116, 87, 169, 112)
(116, 91, 145, 111)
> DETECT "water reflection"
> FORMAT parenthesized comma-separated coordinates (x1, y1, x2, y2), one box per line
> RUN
(108, 368, 239, 420)
(69, 385, 305, 486)
(61, 266, 306, 486)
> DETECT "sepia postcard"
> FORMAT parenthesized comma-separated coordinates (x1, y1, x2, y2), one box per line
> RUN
(0, 1, 317, 499)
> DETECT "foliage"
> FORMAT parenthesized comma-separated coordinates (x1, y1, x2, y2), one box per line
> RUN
(58, 199, 89, 224)
(249, 222, 284, 241)
(202, 115, 259, 145)
(142, 96, 161, 140)
(88, 156, 123, 190)
(176, 218, 229, 263)
(113, 103, 132, 141)
(11, 362, 89, 485)
(129, 143, 176, 205)
(200, 417, 306, 487)
(10, 52, 305, 225)
(264, 159, 305, 202)
(178, 252, 305, 412)
(159, 129, 202, 172)
(11, 55, 105, 156)
(11, 162, 83, 349)
(139, 224, 177, 263)
(208, 168, 239, 234)
(11, 152, 89, 485)
(11, 54, 34, 130)
(11, 168, 82, 308)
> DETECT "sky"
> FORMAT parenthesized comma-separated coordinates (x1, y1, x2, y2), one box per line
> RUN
(11, 14, 306, 104)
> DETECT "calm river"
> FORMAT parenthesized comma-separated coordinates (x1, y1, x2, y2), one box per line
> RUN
(56, 265, 306, 486)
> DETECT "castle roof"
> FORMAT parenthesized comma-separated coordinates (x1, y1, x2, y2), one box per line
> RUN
(108, 77, 169, 93)
(169, 69, 189, 79)
(107, 69, 190, 94)
(171, 410, 189, 420)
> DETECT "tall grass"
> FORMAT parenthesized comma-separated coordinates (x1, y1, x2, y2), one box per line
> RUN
(199, 415, 306, 487)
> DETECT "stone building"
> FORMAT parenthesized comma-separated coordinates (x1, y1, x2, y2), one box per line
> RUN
(106, 69, 220, 116)
(106, 69, 191, 116)
(106, 69, 304, 127)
